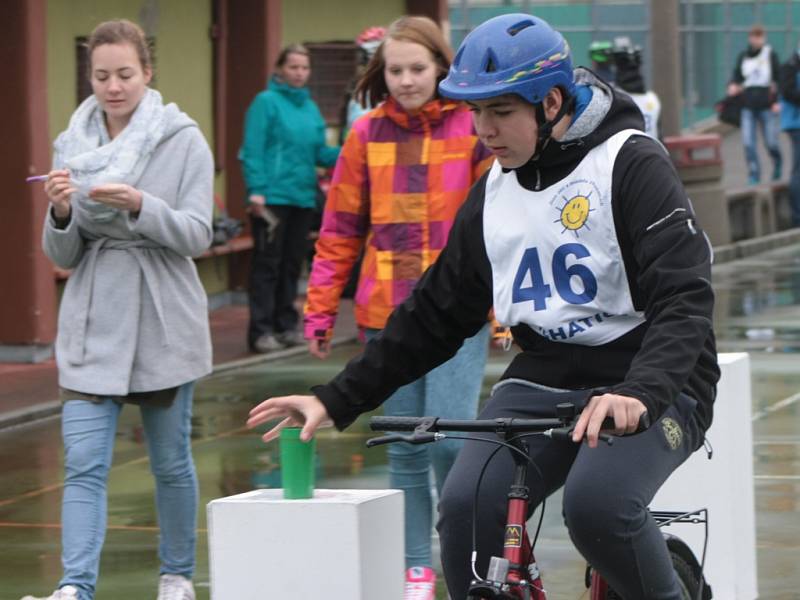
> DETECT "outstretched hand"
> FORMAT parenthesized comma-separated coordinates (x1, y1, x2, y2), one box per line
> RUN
(572, 393, 648, 448)
(246, 394, 333, 443)
(308, 338, 331, 359)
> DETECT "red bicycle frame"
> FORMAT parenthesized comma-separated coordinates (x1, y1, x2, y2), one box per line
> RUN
(497, 435, 548, 600)
(503, 493, 546, 599)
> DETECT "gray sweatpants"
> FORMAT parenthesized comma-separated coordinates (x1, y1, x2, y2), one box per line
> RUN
(436, 381, 703, 599)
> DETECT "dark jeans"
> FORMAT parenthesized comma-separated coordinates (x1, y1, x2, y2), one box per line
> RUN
(247, 206, 314, 347)
(788, 129, 800, 225)
(437, 381, 703, 600)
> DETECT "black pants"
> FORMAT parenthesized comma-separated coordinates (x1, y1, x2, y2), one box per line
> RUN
(247, 206, 313, 347)
(437, 382, 703, 600)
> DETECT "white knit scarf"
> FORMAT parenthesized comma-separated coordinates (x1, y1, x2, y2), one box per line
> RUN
(53, 88, 188, 222)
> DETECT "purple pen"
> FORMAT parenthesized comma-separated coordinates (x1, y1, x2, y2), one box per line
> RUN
(26, 175, 49, 183)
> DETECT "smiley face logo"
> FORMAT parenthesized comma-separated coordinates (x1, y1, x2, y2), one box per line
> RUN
(555, 192, 593, 237)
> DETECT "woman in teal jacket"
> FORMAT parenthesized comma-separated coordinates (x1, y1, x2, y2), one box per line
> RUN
(240, 44, 340, 353)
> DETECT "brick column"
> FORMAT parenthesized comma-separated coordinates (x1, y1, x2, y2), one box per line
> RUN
(0, 0, 56, 362)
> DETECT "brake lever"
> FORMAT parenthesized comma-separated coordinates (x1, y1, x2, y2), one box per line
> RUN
(365, 432, 440, 448)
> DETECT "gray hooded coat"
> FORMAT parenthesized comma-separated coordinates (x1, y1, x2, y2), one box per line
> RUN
(43, 94, 214, 396)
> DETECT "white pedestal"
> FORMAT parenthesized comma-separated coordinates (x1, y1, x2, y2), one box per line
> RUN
(652, 353, 757, 599)
(207, 488, 404, 600)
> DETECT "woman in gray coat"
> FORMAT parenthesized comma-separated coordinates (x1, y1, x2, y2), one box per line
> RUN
(22, 20, 212, 600)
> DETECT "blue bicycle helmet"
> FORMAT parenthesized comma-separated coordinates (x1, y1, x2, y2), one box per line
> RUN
(439, 13, 575, 104)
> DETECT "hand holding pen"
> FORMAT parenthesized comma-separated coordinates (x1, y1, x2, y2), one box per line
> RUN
(28, 170, 143, 216)
(28, 170, 75, 220)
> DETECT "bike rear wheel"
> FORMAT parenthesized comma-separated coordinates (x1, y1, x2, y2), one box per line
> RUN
(671, 550, 702, 599)
(604, 549, 702, 599)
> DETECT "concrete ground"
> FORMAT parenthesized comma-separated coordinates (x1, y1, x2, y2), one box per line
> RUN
(1, 126, 799, 599)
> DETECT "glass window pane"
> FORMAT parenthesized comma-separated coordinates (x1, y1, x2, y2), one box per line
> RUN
(762, 2, 788, 27)
(567, 31, 593, 70)
(692, 2, 724, 28)
(731, 3, 757, 28)
(594, 2, 647, 28)
(767, 32, 786, 61)
(533, 4, 592, 28)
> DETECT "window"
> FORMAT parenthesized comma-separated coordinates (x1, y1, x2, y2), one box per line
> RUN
(305, 42, 360, 126)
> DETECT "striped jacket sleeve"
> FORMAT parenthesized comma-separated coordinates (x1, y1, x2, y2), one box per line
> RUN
(303, 125, 370, 340)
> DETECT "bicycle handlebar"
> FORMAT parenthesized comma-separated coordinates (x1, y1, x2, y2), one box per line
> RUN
(367, 404, 650, 448)
(368, 416, 565, 433)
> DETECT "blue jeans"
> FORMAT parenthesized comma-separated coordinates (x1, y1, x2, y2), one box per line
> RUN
(788, 129, 800, 225)
(59, 383, 198, 599)
(366, 325, 490, 569)
(741, 107, 782, 182)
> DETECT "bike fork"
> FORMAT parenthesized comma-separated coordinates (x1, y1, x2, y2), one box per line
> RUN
(503, 439, 546, 600)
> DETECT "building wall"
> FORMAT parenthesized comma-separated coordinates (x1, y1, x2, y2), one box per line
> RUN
(283, 0, 405, 44)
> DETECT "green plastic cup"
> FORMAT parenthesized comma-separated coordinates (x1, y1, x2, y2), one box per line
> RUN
(279, 427, 316, 499)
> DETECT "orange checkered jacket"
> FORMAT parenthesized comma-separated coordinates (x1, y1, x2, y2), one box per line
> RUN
(304, 97, 494, 340)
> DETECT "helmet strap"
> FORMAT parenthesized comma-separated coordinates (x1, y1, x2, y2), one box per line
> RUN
(530, 93, 575, 162)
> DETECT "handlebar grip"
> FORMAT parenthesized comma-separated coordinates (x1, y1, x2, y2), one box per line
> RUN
(600, 412, 651, 434)
(637, 411, 651, 432)
(369, 416, 428, 432)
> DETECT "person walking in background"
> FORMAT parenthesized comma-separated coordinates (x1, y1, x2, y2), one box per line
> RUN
(22, 19, 213, 600)
(340, 26, 387, 143)
(780, 40, 800, 226)
(588, 40, 615, 83)
(240, 44, 340, 354)
(303, 16, 494, 600)
(611, 36, 662, 139)
(728, 24, 782, 185)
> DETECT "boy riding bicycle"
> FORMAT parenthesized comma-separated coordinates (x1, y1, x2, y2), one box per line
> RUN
(248, 13, 720, 600)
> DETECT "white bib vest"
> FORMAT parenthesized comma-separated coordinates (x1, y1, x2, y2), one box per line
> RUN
(629, 91, 661, 139)
(484, 129, 646, 346)
(742, 45, 772, 88)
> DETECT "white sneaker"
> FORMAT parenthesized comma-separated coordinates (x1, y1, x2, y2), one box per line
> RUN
(157, 574, 195, 600)
(20, 586, 80, 600)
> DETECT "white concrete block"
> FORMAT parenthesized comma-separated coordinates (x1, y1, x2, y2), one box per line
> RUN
(653, 352, 757, 599)
(207, 488, 404, 600)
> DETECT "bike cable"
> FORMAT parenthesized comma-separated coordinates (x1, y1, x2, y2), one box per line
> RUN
(441, 433, 549, 584)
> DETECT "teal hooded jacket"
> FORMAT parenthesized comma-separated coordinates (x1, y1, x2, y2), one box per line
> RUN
(239, 76, 340, 208)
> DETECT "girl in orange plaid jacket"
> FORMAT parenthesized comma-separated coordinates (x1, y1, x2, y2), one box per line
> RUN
(303, 16, 496, 600)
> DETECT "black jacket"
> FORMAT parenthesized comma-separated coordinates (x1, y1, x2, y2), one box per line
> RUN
(779, 52, 800, 105)
(732, 45, 781, 110)
(314, 84, 720, 433)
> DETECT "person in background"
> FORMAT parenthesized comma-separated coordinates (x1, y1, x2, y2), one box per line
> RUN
(589, 39, 615, 83)
(339, 26, 387, 143)
(728, 24, 782, 185)
(611, 36, 662, 139)
(240, 44, 341, 353)
(780, 40, 800, 226)
(23, 19, 213, 600)
(303, 16, 495, 600)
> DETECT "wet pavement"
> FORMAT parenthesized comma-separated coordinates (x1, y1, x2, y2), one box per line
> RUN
(2, 245, 800, 599)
